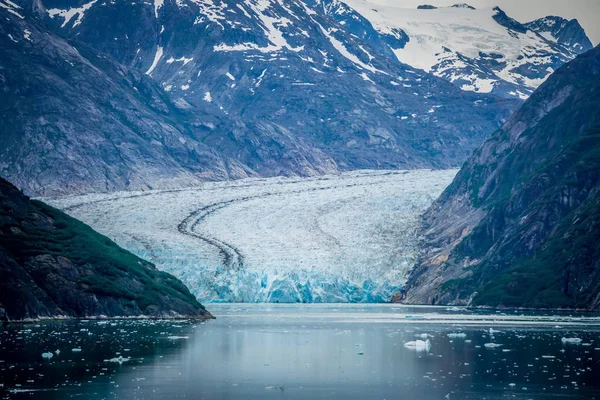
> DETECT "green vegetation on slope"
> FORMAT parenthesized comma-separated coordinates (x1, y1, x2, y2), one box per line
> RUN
(0, 176, 207, 319)
(472, 126, 600, 308)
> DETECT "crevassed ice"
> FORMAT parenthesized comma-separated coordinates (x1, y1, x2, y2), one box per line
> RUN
(46, 170, 456, 303)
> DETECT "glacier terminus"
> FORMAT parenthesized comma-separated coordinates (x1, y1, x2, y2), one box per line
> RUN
(47, 170, 456, 303)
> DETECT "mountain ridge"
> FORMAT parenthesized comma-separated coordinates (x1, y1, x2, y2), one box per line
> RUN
(340, 1, 593, 99)
(398, 45, 600, 310)
(1, 0, 518, 196)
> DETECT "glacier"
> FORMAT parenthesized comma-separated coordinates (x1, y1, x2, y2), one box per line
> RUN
(46, 170, 456, 303)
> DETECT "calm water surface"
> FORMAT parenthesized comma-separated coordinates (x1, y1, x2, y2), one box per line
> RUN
(1, 304, 600, 399)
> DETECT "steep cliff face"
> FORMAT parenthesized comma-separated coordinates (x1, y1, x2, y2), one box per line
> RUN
(0, 177, 212, 321)
(399, 46, 600, 310)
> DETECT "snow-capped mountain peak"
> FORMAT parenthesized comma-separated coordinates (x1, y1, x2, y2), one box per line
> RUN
(338, 1, 593, 99)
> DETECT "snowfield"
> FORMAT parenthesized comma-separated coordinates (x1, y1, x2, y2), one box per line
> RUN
(46, 170, 456, 303)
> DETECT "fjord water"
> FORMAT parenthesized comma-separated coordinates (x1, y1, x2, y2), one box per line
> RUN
(2, 305, 600, 399)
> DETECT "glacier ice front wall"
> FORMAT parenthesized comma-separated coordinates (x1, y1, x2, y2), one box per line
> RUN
(46, 170, 456, 303)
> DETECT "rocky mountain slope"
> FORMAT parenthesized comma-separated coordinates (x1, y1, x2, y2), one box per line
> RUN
(0, 176, 212, 321)
(398, 45, 600, 310)
(340, 2, 593, 99)
(2, 0, 520, 196)
(1, 0, 591, 197)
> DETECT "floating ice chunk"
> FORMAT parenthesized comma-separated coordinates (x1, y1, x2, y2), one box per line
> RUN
(484, 343, 502, 349)
(447, 333, 467, 339)
(41, 352, 53, 359)
(542, 355, 555, 359)
(265, 386, 285, 391)
(71, 348, 82, 352)
(488, 328, 501, 334)
(446, 306, 466, 312)
(105, 356, 130, 364)
(404, 339, 431, 352)
(55, 350, 60, 355)
(561, 337, 582, 344)
(415, 333, 431, 339)
(166, 336, 189, 340)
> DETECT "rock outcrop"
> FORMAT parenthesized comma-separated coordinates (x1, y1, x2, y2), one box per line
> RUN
(0, 177, 213, 321)
(399, 45, 600, 310)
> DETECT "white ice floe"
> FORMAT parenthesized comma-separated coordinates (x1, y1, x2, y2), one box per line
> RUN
(484, 343, 502, 349)
(561, 337, 582, 344)
(105, 356, 130, 364)
(415, 333, 431, 340)
(404, 339, 431, 352)
(447, 333, 467, 339)
(41, 352, 53, 359)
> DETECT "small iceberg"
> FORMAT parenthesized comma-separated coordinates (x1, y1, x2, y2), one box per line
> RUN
(447, 333, 467, 339)
(71, 348, 82, 352)
(41, 352, 53, 359)
(561, 337, 582, 344)
(415, 333, 431, 340)
(105, 356, 130, 364)
(484, 343, 502, 349)
(404, 339, 431, 352)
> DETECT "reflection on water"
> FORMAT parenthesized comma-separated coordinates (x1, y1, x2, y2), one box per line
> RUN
(1, 304, 600, 399)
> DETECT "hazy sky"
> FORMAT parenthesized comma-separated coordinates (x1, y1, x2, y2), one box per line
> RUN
(372, 0, 600, 45)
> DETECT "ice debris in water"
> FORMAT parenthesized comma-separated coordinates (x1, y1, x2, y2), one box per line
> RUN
(41, 352, 53, 359)
(446, 306, 466, 312)
(488, 328, 501, 334)
(415, 333, 431, 339)
(561, 337, 582, 344)
(72, 348, 82, 352)
(105, 356, 130, 364)
(447, 333, 467, 339)
(484, 343, 502, 349)
(404, 339, 431, 352)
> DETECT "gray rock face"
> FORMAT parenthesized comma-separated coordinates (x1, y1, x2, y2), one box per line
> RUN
(399, 46, 600, 310)
(2, 0, 589, 197)
(1, 0, 519, 196)
(0, 176, 213, 321)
